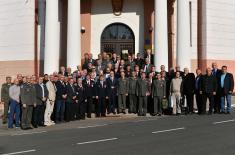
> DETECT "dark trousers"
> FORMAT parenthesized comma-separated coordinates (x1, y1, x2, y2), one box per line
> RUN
(195, 92, 203, 114)
(97, 97, 106, 117)
(108, 93, 116, 113)
(214, 93, 221, 113)
(86, 97, 93, 118)
(65, 102, 72, 122)
(185, 93, 194, 113)
(21, 105, 33, 128)
(129, 94, 137, 113)
(153, 96, 163, 114)
(8, 100, 20, 128)
(202, 93, 214, 114)
(78, 100, 86, 119)
(71, 102, 79, 120)
(138, 96, 147, 116)
(55, 100, 65, 122)
(32, 104, 45, 126)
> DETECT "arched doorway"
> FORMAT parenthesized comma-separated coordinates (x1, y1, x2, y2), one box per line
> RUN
(101, 23, 135, 59)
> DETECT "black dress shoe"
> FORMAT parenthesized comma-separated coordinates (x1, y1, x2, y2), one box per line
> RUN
(33, 125, 38, 128)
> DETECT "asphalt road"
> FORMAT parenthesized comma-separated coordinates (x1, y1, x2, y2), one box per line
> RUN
(0, 110, 235, 155)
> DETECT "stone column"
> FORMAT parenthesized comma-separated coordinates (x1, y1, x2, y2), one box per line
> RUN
(154, 0, 169, 71)
(44, 0, 60, 74)
(177, 0, 191, 69)
(67, 0, 81, 71)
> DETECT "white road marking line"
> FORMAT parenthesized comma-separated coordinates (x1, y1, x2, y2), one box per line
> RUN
(213, 119, 235, 125)
(77, 138, 118, 145)
(0, 149, 36, 155)
(152, 127, 185, 134)
(11, 131, 47, 136)
(77, 124, 107, 129)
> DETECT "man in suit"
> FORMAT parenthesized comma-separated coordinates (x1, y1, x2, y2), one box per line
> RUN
(199, 67, 217, 115)
(95, 75, 108, 117)
(142, 58, 152, 74)
(33, 77, 48, 128)
(144, 49, 154, 64)
(135, 53, 144, 68)
(182, 68, 196, 114)
(106, 71, 118, 114)
(126, 55, 136, 71)
(20, 76, 36, 130)
(117, 71, 129, 114)
(75, 78, 86, 119)
(128, 71, 138, 114)
(66, 78, 77, 121)
(55, 75, 67, 123)
(152, 73, 166, 116)
(136, 72, 150, 116)
(44, 75, 56, 126)
(1, 76, 12, 124)
(83, 74, 96, 118)
(212, 62, 222, 113)
(59, 66, 68, 77)
(195, 69, 203, 114)
(219, 66, 234, 114)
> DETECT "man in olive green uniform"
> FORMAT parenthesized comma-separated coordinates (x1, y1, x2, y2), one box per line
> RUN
(1, 77, 12, 124)
(20, 76, 36, 130)
(128, 71, 138, 114)
(136, 72, 150, 116)
(117, 72, 129, 114)
(152, 73, 166, 116)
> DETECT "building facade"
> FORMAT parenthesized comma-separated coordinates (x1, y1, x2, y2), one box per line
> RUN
(0, 0, 235, 84)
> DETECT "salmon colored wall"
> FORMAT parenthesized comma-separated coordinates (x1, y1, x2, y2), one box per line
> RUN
(81, 0, 91, 61)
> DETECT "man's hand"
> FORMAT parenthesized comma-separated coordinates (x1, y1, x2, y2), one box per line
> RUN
(34, 103, 37, 107)
(106, 96, 109, 99)
(213, 92, 216, 95)
(73, 96, 76, 100)
(23, 104, 27, 108)
(229, 91, 233, 94)
(200, 91, 202, 95)
(96, 96, 99, 99)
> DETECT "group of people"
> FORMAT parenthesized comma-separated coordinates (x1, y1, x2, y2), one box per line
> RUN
(1, 50, 234, 130)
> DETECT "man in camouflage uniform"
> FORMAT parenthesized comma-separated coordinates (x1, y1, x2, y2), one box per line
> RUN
(20, 76, 36, 130)
(1, 77, 12, 124)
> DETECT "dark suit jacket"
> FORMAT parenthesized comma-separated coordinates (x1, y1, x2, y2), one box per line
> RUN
(35, 84, 49, 105)
(106, 77, 118, 97)
(75, 84, 85, 103)
(55, 81, 67, 100)
(134, 58, 144, 68)
(144, 54, 154, 64)
(83, 80, 96, 98)
(95, 81, 108, 98)
(195, 75, 203, 93)
(182, 73, 196, 95)
(199, 75, 217, 94)
(66, 84, 76, 103)
(219, 73, 234, 95)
